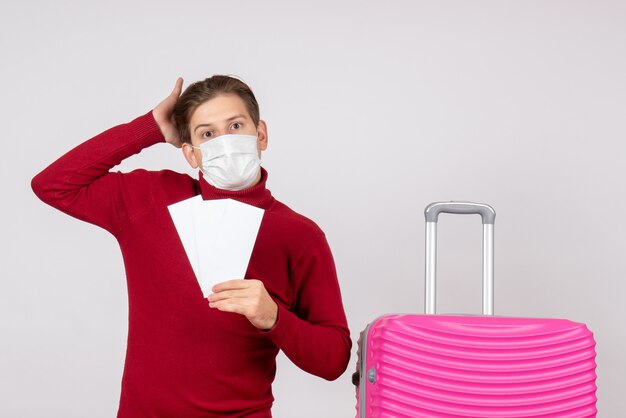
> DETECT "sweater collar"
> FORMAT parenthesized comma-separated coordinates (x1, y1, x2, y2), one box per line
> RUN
(197, 167, 275, 210)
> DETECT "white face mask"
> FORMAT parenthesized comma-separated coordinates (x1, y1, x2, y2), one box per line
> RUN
(192, 134, 262, 191)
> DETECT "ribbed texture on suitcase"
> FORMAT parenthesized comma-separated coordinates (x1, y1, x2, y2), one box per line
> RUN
(357, 314, 597, 417)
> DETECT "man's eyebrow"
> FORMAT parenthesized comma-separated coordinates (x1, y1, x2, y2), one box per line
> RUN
(193, 114, 247, 133)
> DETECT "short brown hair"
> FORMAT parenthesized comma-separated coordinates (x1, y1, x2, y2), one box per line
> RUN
(173, 75, 260, 144)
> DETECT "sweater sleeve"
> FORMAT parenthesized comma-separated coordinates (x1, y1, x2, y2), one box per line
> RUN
(265, 234, 352, 381)
(31, 111, 166, 235)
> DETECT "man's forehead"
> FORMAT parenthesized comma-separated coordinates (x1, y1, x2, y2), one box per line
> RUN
(191, 95, 250, 125)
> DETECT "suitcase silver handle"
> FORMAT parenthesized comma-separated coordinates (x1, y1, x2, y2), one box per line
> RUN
(425, 201, 496, 224)
(424, 201, 496, 316)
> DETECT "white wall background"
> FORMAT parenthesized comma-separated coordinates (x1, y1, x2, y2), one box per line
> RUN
(2, 0, 625, 416)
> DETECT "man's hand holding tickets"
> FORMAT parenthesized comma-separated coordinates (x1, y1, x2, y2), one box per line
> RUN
(208, 279, 278, 331)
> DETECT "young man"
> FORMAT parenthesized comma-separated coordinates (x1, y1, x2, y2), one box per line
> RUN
(31, 75, 352, 417)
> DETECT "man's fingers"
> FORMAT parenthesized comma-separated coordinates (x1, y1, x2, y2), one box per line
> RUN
(207, 289, 252, 302)
(172, 77, 183, 97)
(209, 299, 238, 312)
(209, 299, 249, 316)
(212, 279, 256, 293)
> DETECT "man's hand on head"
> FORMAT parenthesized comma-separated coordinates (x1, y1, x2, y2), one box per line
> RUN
(153, 77, 184, 148)
(208, 279, 278, 331)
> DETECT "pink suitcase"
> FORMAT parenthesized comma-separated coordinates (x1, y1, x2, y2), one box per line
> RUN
(353, 202, 597, 417)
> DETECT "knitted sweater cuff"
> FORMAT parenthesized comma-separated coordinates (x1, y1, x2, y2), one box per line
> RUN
(130, 110, 166, 146)
(263, 303, 297, 344)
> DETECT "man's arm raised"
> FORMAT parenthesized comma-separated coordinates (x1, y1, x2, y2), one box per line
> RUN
(31, 78, 184, 235)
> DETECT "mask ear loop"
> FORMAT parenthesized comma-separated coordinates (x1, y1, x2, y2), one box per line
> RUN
(180, 142, 198, 150)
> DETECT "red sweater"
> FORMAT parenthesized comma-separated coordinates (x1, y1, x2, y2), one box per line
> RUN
(31, 111, 352, 417)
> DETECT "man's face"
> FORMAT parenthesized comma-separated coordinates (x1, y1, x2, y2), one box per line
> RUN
(182, 93, 268, 169)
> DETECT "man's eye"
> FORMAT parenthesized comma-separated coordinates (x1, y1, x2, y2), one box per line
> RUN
(232, 122, 242, 130)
